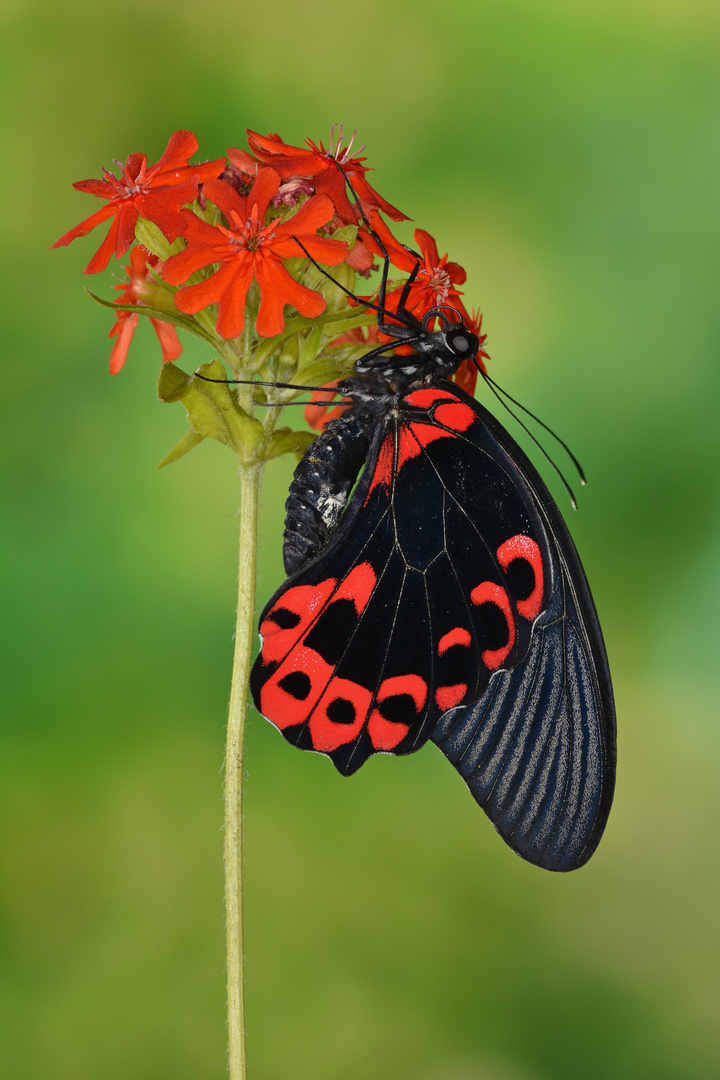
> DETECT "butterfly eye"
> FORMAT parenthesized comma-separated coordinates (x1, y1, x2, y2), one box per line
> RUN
(446, 328, 476, 356)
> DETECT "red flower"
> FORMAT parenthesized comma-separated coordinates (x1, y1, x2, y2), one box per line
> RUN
(51, 131, 225, 274)
(163, 169, 349, 339)
(378, 227, 467, 309)
(246, 128, 409, 226)
(108, 246, 182, 374)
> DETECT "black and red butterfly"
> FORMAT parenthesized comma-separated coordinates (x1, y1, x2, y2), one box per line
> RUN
(249, 183, 616, 873)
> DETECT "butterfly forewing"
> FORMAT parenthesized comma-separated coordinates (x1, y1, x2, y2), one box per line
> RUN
(251, 383, 558, 780)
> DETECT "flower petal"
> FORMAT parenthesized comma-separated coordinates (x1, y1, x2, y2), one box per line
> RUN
(414, 228, 440, 267)
(114, 202, 140, 260)
(202, 178, 247, 219)
(125, 153, 146, 182)
(108, 312, 138, 374)
(271, 193, 335, 239)
(453, 360, 479, 396)
(271, 233, 348, 264)
(150, 319, 183, 363)
(83, 212, 122, 274)
(72, 178, 116, 198)
(361, 210, 416, 272)
(227, 147, 259, 176)
(254, 255, 325, 337)
(351, 170, 410, 223)
(215, 260, 255, 339)
(246, 131, 317, 176)
(162, 213, 227, 284)
(150, 130, 199, 175)
(50, 203, 115, 248)
(248, 168, 281, 222)
(173, 263, 237, 314)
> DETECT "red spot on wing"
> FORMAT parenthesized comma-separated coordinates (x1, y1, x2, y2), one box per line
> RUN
(404, 388, 456, 408)
(432, 402, 475, 432)
(369, 673, 425, 751)
(435, 683, 468, 710)
(309, 677, 371, 752)
(497, 534, 544, 621)
(367, 434, 393, 497)
(367, 390, 474, 501)
(438, 627, 472, 655)
(367, 712, 409, 750)
(367, 423, 457, 499)
(368, 673, 428, 750)
(404, 423, 453, 454)
(260, 645, 334, 729)
(259, 562, 377, 739)
(471, 581, 516, 671)
(378, 674, 427, 711)
(404, 387, 475, 432)
(259, 579, 337, 662)
(334, 560, 377, 612)
(367, 425, 450, 491)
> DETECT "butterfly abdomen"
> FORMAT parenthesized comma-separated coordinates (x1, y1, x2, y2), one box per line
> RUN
(283, 404, 378, 575)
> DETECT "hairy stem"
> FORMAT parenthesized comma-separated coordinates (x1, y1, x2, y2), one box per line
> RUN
(225, 457, 261, 1080)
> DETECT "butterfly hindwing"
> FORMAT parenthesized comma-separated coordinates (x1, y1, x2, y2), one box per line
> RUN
(251, 382, 573, 787)
(432, 400, 616, 870)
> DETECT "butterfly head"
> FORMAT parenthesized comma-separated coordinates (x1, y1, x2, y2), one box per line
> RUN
(416, 307, 480, 379)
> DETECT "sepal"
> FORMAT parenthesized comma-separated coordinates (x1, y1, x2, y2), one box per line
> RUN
(135, 218, 185, 261)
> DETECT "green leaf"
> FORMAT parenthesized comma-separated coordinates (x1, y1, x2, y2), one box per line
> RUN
(157, 429, 205, 468)
(293, 356, 349, 389)
(157, 359, 263, 462)
(85, 290, 217, 346)
(266, 428, 317, 462)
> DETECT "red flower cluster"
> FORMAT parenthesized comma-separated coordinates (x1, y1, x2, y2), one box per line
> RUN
(53, 126, 488, 387)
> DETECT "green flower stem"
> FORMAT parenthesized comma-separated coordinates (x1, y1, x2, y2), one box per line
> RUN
(225, 454, 262, 1080)
(225, 326, 278, 1080)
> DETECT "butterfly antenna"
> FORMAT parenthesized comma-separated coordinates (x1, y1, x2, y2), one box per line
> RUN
(326, 156, 420, 334)
(195, 372, 336, 394)
(480, 371, 579, 510)
(482, 370, 586, 485)
(290, 236, 385, 318)
(194, 371, 351, 408)
(292, 222, 417, 337)
(263, 398, 352, 409)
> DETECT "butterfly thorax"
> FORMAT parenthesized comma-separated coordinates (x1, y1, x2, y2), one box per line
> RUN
(353, 322, 480, 385)
(284, 323, 481, 575)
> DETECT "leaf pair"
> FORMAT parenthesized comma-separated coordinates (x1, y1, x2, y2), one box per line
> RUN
(157, 359, 315, 468)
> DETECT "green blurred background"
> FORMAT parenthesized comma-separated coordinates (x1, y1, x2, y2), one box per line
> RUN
(2, 0, 720, 1076)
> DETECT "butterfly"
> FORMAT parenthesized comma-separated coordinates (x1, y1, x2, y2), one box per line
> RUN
(249, 185, 616, 873)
